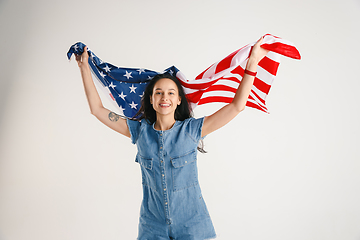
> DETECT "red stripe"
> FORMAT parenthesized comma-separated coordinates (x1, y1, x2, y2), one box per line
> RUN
(263, 33, 281, 39)
(197, 95, 268, 113)
(230, 66, 272, 95)
(198, 96, 233, 105)
(231, 65, 244, 75)
(231, 64, 272, 94)
(261, 42, 301, 59)
(181, 78, 219, 90)
(195, 48, 245, 80)
(222, 76, 241, 84)
(258, 56, 280, 75)
(214, 51, 237, 74)
(230, 56, 279, 78)
(246, 101, 267, 113)
(250, 89, 265, 105)
(247, 95, 268, 112)
(253, 78, 271, 95)
(195, 65, 212, 80)
(186, 91, 204, 103)
(185, 83, 238, 103)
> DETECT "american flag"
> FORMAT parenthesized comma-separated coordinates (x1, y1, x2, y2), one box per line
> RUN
(67, 34, 300, 118)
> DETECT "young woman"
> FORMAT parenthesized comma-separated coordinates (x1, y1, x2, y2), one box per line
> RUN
(75, 37, 269, 240)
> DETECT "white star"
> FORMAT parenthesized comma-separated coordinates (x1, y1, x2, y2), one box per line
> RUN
(119, 92, 127, 101)
(129, 84, 137, 93)
(104, 65, 111, 72)
(74, 44, 78, 51)
(137, 68, 145, 74)
(129, 101, 138, 109)
(147, 75, 153, 80)
(169, 70, 173, 75)
(99, 59, 104, 64)
(99, 71, 106, 78)
(108, 82, 116, 88)
(124, 71, 133, 79)
(119, 105, 125, 114)
(139, 92, 144, 98)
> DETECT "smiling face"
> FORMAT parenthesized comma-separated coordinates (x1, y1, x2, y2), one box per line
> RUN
(150, 78, 181, 118)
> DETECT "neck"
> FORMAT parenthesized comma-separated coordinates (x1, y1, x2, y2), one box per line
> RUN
(154, 115, 176, 131)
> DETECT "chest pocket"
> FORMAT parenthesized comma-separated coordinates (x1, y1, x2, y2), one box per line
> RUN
(170, 149, 198, 191)
(136, 154, 157, 192)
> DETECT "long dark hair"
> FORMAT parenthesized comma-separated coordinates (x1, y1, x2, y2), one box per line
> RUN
(134, 73, 192, 124)
(134, 74, 206, 153)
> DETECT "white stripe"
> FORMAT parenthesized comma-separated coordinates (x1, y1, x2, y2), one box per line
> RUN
(183, 78, 240, 95)
(266, 51, 280, 62)
(251, 85, 267, 102)
(263, 34, 296, 47)
(214, 78, 240, 89)
(249, 90, 266, 108)
(257, 66, 276, 85)
(231, 45, 252, 66)
(175, 71, 186, 82)
(202, 90, 235, 98)
(201, 62, 218, 79)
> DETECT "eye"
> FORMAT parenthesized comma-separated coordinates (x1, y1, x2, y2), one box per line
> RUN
(155, 92, 161, 95)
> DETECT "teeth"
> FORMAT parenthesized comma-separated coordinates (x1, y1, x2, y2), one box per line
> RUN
(160, 104, 170, 107)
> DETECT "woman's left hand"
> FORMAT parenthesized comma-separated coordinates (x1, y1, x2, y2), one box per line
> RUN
(249, 37, 270, 64)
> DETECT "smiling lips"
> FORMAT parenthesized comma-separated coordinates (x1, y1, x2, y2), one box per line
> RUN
(160, 103, 171, 108)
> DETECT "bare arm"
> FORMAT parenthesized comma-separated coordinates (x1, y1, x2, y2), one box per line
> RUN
(76, 47, 131, 138)
(201, 37, 269, 137)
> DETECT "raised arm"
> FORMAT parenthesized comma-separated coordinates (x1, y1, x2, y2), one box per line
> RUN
(201, 37, 270, 137)
(76, 47, 131, 138)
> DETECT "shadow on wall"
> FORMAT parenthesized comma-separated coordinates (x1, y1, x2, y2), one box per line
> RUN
(0, 0, 32, 127)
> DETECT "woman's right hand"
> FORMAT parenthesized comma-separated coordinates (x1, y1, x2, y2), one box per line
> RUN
(75, 46, 89, 68)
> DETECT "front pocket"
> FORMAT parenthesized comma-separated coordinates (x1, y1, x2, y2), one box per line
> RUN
(136, 154, 156, 191)
(170, 149, 198, 191)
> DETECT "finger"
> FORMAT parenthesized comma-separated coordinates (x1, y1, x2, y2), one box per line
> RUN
(255, 36, 264, 45)
(83, 46, 88, 56)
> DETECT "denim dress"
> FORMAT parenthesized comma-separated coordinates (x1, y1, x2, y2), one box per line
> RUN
(127, 117, 216, 240)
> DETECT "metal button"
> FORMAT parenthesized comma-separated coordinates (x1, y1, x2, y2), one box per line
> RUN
(164, 188, 166, 191)
(185, 161, 187, 163)
(165, 202, 168, 205)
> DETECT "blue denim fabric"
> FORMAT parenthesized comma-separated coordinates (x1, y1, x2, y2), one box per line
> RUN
(127, 117, 216, 240)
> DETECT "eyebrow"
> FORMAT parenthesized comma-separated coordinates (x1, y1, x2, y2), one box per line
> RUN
(155, 88, 176, 91)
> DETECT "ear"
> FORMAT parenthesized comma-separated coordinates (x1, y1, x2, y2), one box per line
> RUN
(177, 97, 181, 105)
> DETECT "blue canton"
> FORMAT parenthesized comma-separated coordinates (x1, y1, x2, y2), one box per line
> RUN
(67, 42, 180, 118)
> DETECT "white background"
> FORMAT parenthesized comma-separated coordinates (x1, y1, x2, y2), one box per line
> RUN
(1, 0, 360, 239)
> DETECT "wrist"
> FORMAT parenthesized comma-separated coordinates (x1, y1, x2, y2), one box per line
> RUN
(245, 58, 258, 72)
(244, 69, 257, 77)
(79, 61, 90, 70)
